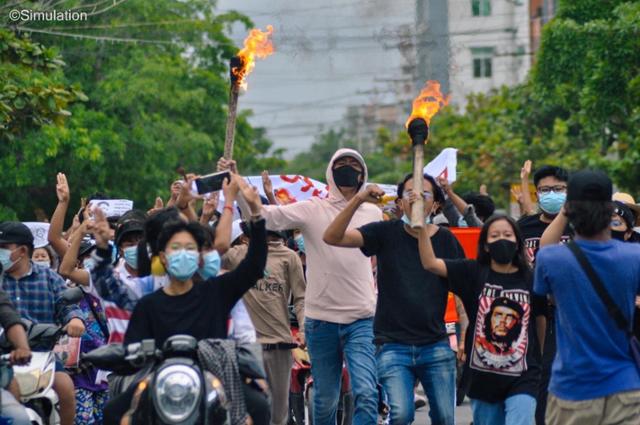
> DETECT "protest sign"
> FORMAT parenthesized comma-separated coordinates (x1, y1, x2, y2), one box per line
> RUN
(88, 199, 134, 218)
(23, 222, 50, 248)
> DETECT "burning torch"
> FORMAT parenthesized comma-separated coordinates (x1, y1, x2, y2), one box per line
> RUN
(405, 80, 448, 228)
(224, 25, 274, 160)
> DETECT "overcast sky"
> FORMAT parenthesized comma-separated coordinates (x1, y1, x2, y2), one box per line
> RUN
(217, 0, 416, 158)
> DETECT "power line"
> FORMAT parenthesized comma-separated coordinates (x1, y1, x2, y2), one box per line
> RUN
(8, 25, 175, 45)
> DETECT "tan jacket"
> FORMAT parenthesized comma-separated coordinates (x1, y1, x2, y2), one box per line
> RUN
(223, 242, 305, 344)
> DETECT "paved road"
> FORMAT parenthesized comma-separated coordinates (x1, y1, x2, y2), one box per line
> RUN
(413, 385, 473, 425)
(413, 399, 473, 424)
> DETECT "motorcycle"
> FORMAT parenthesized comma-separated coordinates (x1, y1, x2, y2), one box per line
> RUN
(83, 334, 229, 425)
(0, 286, 85, 425)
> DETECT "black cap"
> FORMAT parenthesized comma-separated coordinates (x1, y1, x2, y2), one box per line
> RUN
(78, 239, 96, 258)
(614, 201, 635, 230)
(567, 170, 612, 202)
(0, 222, 34, 247)
(114, 220, 144, 247)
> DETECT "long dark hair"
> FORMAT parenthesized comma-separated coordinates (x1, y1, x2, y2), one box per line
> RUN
(477, 214, 529, 273)
(136, 207, 181, 277)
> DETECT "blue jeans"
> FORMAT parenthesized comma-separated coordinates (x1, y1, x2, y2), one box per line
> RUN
(471, 394, 537, 425)
(305, 317, 378, 425)
(376, 340, 456, 425)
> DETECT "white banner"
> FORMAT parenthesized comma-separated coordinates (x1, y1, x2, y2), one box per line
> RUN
(23, 222, 50, 248)
(424, 148, 458, 184)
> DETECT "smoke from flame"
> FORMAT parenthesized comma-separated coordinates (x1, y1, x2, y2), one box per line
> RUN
(405, 80, 449, 128)
(232, 25, 275, 90)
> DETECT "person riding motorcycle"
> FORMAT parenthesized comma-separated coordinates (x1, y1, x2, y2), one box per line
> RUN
(86, 175, 268, 425)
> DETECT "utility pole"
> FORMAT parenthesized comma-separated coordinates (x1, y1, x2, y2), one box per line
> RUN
(415, 0, 450, 94)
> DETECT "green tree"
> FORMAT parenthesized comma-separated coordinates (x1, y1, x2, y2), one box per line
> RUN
(1, 0, 285, 221)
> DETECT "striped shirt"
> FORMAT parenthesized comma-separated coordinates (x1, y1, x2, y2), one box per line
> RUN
(2, 262, 83, 325)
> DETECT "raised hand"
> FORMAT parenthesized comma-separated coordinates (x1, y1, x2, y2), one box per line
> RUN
(176, 176, 197, 209)
(261, 170, 274, 195)
(437, 176, 451, 194)
(357, 184, 385, 204)
(520, 160, 532, 181)
(56, 173, 70, 203)
(235, 174, 262, 215)
(217, 157, 238, 174)
(202, 193, 219, 219)
(222, 174, 240, 203)
(88, 206, 111, 249)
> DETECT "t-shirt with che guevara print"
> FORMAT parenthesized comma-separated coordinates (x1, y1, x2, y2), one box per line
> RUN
(444, 259, 547, 403)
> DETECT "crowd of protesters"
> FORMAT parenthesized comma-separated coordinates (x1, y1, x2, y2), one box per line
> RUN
(1, 148, 639, 425)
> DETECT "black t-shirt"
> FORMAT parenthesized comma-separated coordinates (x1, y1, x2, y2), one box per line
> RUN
(124, 219, 268, 347)
(517, 214, 571, 264)
(358, 220, 465, 346)
(445, 259, 546, 402)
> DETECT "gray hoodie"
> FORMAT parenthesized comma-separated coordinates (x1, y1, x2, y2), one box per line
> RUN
(261, 149, 382, 323)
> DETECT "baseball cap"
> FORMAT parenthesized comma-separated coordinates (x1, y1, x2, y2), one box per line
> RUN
(0, 222, 34, 247)
(566, 170, 612, 202)
(613, 201, 635, 230)
(613, 192, 640, 226)
(78, 239, 96, 258)
(114, 220, 144, 247)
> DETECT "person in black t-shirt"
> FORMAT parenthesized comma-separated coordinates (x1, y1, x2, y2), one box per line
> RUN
(419, 214, 546, 425)
(324, 173, 464, 425)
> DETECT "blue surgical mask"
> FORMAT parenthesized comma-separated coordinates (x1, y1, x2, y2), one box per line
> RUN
(401, 214, 431, 226)
(33, 260, 51, 268)
(0, 248, 16, 272)
(83, 257, 97, 271)
(199, 250, 221, 280)
(294, 235, 305, 254)
(538, 192, 566, 215)
(166, 250, 199, 281)
(123, 246, 138, 270)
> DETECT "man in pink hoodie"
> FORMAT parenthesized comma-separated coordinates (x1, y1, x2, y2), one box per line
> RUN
(222, 149, 381, 425)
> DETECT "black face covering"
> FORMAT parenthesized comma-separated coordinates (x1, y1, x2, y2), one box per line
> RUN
(488, 239, 517, 265)
(333, 165, 361, 188)
(611, 230, 627, 241)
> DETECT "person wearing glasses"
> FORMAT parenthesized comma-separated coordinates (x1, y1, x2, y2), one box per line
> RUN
(323, 173, 465, 425)
(515, 165, 571, 425)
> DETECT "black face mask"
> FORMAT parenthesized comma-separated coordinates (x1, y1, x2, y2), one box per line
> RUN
(488, 239, 517, 265)
(611, 230, 627, 241)
(333, 165, 361, 188)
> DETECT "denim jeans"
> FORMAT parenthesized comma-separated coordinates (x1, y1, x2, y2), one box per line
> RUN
(376, 340, 456, 425)
(471, 394, 537, 425)
(305, 317, 378, 425)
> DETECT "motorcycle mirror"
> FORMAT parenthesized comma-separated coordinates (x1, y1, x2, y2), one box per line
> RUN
(60, 287, 84, 304)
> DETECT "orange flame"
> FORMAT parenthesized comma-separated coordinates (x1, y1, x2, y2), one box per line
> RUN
(405, 80, 449, 127)
(232, 25, 275, 90)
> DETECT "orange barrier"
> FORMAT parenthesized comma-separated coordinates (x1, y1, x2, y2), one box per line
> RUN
(450, 227, 481, 259)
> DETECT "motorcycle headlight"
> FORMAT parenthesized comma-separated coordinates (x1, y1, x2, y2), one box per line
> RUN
(153, 364, 201, 423)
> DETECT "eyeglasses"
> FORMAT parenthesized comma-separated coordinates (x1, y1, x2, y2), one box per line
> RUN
(537, 185, 567, 195)
(402, 190, 434, 200)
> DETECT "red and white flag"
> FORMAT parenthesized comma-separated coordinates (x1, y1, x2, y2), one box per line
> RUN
(424, 148, 458, 184)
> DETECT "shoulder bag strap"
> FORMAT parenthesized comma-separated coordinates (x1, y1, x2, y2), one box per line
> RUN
(567, 241, 631, 335)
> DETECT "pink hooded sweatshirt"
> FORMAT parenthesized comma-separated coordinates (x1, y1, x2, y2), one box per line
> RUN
(261, 149, 382, 324)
